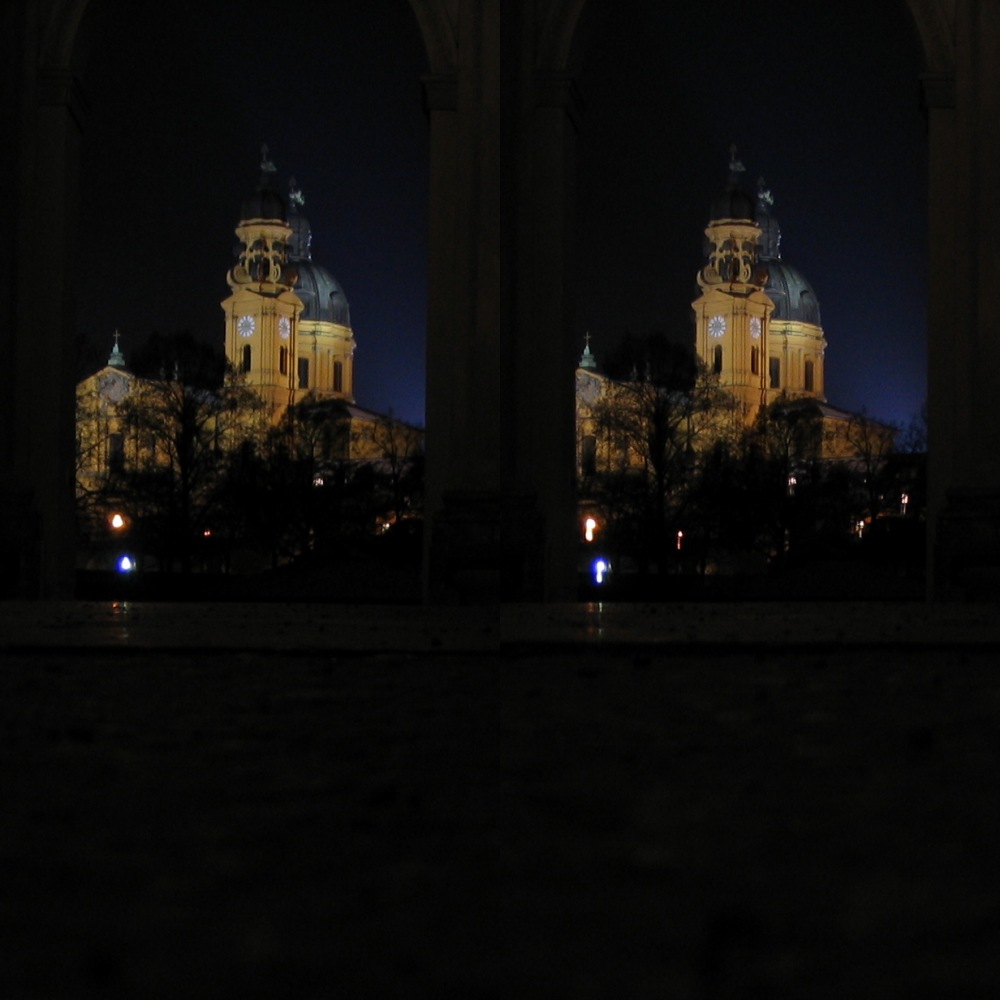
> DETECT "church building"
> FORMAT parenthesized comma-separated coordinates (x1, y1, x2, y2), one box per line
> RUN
(77, 150, 420, 493)
(577, 148, 885, 474)
(692, 146, 826, 418)
(221, 147, 356, 415)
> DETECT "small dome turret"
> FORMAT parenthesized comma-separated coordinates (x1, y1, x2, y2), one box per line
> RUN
(107, 330, 126, 368)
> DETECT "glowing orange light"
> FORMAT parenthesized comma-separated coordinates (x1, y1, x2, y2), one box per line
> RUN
(110, 513, 125, 530)
(584, 517, 597, 542)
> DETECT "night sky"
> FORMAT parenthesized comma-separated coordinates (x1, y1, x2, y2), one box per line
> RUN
(77, 0, 928, 430)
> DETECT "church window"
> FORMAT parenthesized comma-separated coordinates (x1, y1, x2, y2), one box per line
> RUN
(108, 432, 124, 473)
(751, 346, 760, 375)
(769, 357, 781, 388)
(713, 345, 723, 374)
(298, 357, 309, 389)
(334, 360, 343, 393)
(804, 359, 815, 392)
(241, 345, 252, 373)
(279, 346, 288, 376)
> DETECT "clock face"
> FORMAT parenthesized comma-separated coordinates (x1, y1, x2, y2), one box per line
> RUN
(98, 372, 128, 403)
(279, 316, 291, 340)
(238, 315, 256, 338)
(708, 315, 726, 338)
(577, 371, 601, 406)
(750, 317, 762, 340)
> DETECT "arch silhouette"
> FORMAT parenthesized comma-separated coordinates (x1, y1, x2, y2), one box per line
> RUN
(3, 0, 990, 600)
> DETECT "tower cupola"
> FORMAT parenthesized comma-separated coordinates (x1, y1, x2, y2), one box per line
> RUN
(229, 146, 295, 292)
(709, 144, 756, 224)
(107, 330, 126, 368)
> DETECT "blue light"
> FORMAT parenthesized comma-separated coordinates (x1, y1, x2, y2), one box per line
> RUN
(593, 558, 609, 584)
(117, 555, 135, 573)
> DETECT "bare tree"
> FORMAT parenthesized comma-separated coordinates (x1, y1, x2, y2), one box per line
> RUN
(111, 365, 267, 572)
(845, 409, 898, 523)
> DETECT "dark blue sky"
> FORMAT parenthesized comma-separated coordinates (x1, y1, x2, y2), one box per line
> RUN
(78, 0, 928, 429)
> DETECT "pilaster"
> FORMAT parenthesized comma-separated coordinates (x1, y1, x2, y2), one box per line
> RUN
(929, 2, 1000, 596)
(422, 0, 581, 601)
(6, 51, 83, 596)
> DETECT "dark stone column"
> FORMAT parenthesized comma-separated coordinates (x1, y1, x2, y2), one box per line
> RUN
(930, 2, 1000, 597)
(2, 34, 84, 598)
(422, 1, 580, 602)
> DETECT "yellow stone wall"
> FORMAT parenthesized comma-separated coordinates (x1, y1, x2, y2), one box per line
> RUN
(221, 216, 303, 416)
(295, 320, 355, 404)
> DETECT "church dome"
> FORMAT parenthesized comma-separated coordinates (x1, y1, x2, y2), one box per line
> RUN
(763, 260, 821, 325)
(294, 260, 351, 326)
(754, 181, 821, 324)
(283, 180, 350, 325)
(287, 211, 311, 259)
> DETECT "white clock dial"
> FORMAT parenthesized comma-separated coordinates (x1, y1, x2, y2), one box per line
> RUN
(279, 316, 291, 340)
(98, 372, 128, 403)
(238, 315, 256, 338)
(708, 315, 726, 338)
(750, 317, 762, 340)
(577, 372, 600, 406)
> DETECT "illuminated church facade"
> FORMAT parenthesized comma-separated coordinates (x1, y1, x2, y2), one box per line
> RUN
(77, 151, 417, 490)
(221, 148, 356, 414)
(692, 149, 826, 418)
(577, 150, 874, 472)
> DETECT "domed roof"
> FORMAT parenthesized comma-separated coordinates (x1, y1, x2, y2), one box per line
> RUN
(284, 179, 350, 325)
(294, 260, 351, 326)
(754, 180, 821, 325)
(763, 260, 821, 325)
(709, 145, 755, 223)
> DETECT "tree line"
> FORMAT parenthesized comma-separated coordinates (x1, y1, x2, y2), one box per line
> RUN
(76, 334, 423, 576)
(579, 333, 925, 582)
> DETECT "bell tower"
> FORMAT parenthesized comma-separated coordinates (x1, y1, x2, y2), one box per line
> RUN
(221, 146, 303, 413)
(692, 146, 774, 420)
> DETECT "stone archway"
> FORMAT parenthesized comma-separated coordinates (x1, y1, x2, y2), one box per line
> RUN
(6, 0, 998, 600)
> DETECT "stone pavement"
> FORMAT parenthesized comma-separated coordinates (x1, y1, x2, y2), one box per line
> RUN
(2, 601, 1000, 998)
(4, 598, 1000, 653)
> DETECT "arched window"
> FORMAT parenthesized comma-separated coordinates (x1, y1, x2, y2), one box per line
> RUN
(713, 345, 723, 374)
(108, 432, 124, 473)
(804, 359, 815, 392)
(334, 360, 343, 393)
(297, 357, 309, 389)
(751, 345, 760, 375)
(242, 345, 252, 373)
(280, 346, 288, 376)
(769, 356, 781, 388)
